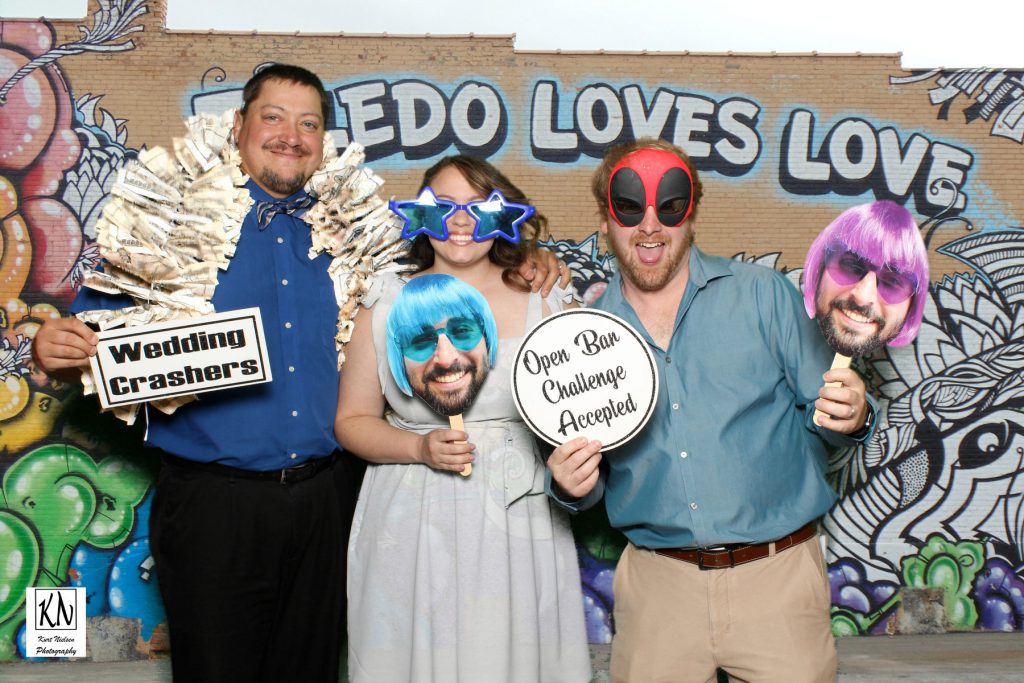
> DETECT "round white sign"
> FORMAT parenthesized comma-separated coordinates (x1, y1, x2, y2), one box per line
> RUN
(511, 309, 658, 451)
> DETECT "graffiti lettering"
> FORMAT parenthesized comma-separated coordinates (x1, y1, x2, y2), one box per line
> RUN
(530, 80, 761, 174)
(779, 109, 975, 216)
(332, 79, 507, 161)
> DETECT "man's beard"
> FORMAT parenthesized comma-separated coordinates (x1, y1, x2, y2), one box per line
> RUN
(418, 360, 486, 417)
(257, 167, 308, 197)
(818, 297, 896, 357)
(256, 141, 313, 196)
(608, 226, 692, 292)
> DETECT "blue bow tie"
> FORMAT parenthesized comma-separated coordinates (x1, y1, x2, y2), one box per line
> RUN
(254, 193, 315, 229)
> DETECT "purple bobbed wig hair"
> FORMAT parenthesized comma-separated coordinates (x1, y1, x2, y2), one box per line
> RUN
(803, 200, 929, 347)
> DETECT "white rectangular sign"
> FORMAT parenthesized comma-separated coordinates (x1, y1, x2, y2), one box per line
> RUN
(89, 307, 273, 409)
(25, 587, 86, 658)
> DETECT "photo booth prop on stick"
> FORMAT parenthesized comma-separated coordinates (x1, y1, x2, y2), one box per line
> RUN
(803, 200, 928, 426)
(511, 309, 658, 451)
(386, 274, 499, 476)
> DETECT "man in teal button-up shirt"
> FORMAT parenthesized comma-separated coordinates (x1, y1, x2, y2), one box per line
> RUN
(546, 139, 874, 682)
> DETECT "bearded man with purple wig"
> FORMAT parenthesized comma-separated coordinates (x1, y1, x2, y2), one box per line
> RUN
(803, 200, 929, 358)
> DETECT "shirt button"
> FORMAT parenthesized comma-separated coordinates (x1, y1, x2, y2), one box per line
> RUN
(284, 322, 292, 329)
(277, 237, 284, 244)
(290, 453, 297, 460)
(690, 502, 698, 510)
(672, 403, 680, 410)
(680, 451, 688, 459)
(281, 279, 289, 286)
(288, 366, 296, 373)
(291, 410, 298, 417)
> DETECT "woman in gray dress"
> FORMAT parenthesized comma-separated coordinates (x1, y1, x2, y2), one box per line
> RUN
(336, 155, 590, 682)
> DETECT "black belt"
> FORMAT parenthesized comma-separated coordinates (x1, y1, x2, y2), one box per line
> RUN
(654, 521, 818, 570)
(161, 451, 337, 485)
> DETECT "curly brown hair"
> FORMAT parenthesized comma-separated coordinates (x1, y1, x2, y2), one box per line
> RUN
(408, 155, 549, 292)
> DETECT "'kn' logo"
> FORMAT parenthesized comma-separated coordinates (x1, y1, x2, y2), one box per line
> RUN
(33, 589, 78, 630)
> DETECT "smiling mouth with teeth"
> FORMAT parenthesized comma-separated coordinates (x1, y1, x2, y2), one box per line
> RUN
(839, 309, 876, 326)
(447, 233, 474, 246)
(433, 369, 468, 385)
(833, 300, 881, 330)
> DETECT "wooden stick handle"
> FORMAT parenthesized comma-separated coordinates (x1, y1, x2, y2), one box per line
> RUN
(813, 353, 852, 427)
(449, 414, 472, 477)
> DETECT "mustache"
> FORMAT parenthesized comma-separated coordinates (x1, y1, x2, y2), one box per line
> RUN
(263, 141, 311, 156)
(629, 233, 666, 246)
(830, 297, 884, 325)
(423, 360, 477, 383)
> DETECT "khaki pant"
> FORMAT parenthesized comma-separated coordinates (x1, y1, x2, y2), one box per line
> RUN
(610, 536, 837, 683)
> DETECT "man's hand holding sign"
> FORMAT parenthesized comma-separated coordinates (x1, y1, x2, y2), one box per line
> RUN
(512, 309, 659, 498)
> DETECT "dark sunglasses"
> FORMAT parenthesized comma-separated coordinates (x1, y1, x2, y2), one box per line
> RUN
(400, 316, 485, 363)
(825, 250, 917, 304)
(390, 188, 533, 244)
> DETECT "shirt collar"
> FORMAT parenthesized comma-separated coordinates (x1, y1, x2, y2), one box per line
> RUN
(687, 245, 733, 289)
(599, 246, 735, 348)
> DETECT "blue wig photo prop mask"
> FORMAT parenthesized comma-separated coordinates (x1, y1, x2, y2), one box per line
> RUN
(387, 273, 498, 415)
(386, 274, 498, 477)
(390, 188, 533, 243)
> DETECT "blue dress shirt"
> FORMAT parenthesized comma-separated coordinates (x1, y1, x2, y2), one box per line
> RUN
(71, 181, 340, 470)
(547, 246, 864, 548)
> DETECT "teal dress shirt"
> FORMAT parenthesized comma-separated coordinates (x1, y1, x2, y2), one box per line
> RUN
(547, 246, 865, 549)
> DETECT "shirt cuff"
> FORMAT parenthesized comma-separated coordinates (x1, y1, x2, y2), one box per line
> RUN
(543, 468, 603, 512)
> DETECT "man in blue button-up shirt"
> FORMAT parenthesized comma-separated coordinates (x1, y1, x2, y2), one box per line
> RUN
(546, 139, 874, 682)
(32, 64, 349, 683)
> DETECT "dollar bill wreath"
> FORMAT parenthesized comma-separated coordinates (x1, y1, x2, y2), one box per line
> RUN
(76, 109, 412, 423)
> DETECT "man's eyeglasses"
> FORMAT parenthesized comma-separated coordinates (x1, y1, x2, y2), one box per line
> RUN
(390, 188, 533, 244)
(825, 250, 917, 304)
(398, 316, 485, 363)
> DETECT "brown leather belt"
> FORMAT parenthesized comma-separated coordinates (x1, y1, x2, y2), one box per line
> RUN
(654, 521, 818, 570)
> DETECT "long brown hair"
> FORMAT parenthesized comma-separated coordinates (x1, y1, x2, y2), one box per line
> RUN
(408, 155, 549, 292)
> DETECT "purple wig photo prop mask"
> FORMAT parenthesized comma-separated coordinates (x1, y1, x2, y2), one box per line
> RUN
(804, 200, 928, 428)
(803, 200, 928, 359)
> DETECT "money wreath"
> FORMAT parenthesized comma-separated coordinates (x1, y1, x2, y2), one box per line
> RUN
(76, 109, 412, 423)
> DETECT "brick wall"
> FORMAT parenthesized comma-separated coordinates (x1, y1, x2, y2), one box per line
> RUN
(1, 0, 1022, 662)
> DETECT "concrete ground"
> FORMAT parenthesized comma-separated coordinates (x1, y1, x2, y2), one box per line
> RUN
(2, 633, 1023, 681)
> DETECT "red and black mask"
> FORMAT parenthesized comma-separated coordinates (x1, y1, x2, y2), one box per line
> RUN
(607, 148, 694, 228)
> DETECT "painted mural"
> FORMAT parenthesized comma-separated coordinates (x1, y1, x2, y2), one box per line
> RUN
(0, 4, 165, 661)
(1, 0, 1022, 663)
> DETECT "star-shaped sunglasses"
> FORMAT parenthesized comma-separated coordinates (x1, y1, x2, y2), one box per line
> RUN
(390, 187, 534, 244)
